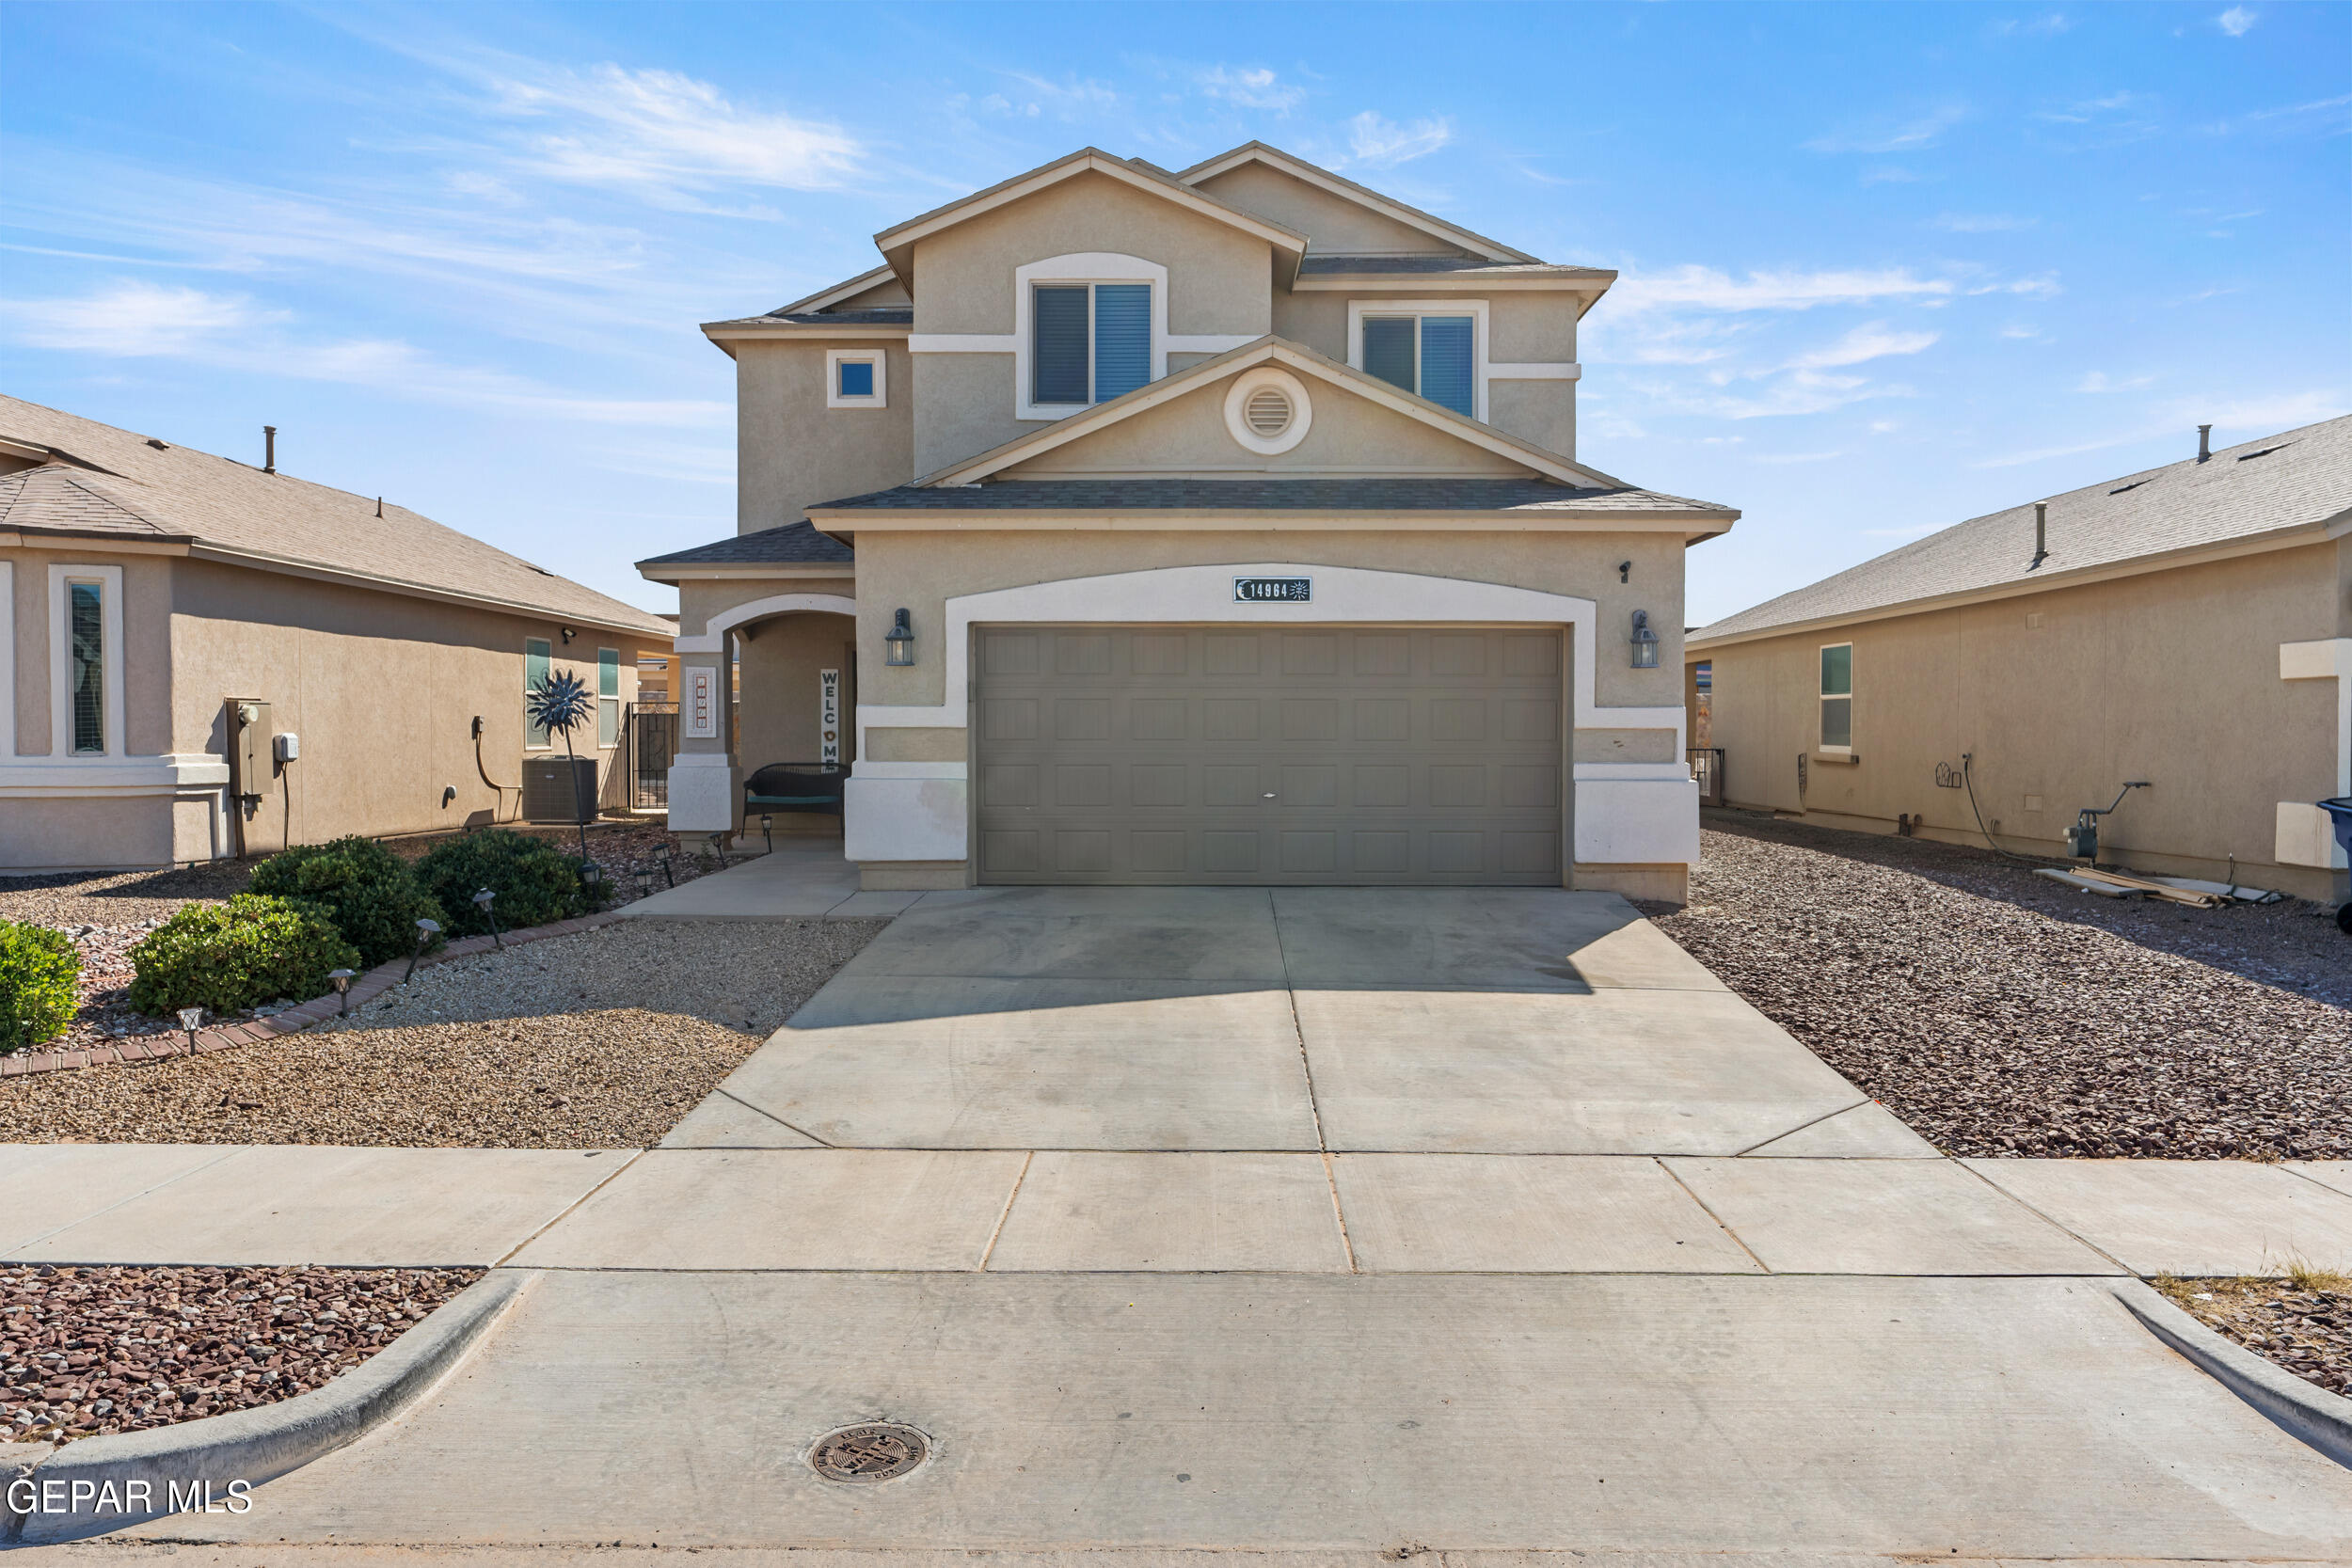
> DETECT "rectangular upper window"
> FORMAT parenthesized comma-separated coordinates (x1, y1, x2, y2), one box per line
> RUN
(1820, 642, 1852, 752)
(525, 637, 551, 750)
(1031, 282, 1152, 407)
(1360, 313, 1476, 417)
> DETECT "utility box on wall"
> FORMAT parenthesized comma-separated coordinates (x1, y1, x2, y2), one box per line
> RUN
(227, 699, 271, 801)
(522, 757, 598, 824)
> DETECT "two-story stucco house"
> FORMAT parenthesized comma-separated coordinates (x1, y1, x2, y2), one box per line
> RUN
(639, 144, 1737, 902)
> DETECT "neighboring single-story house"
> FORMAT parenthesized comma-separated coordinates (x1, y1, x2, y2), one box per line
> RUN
(1, 396, 673, 870)
(641, 143, 1735, 902)
(1687, 417, 2350, 905)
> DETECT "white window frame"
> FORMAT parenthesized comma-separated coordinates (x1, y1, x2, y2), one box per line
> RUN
(596, 646, 621, 750)
(1345, 299, 1491, 423)
(825, 348, 887, 409)
(48, 563, 125, 759)
(524, 636, 553, 752)
(1818, 641, 1853, 754)
(1013, 252, 1168, 422)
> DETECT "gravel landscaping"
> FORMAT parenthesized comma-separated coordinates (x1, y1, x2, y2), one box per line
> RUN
(3, 1263, 480, 1445)
(0, 821, 734, 1057)
(1643, 812, 2352, 1161)
(2160, 1274, 2352, 1401)
(0, 918, 883, 1148)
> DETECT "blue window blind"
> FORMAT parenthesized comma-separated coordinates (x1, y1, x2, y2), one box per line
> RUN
(836, 358, 874, 398)
(1032, 286, 1090, 404)
(1091, 284, 1152, 401)
(1419, 316, 1475, 416)
(1362, 317, 1416, 395)
(69, 580, 103, 753)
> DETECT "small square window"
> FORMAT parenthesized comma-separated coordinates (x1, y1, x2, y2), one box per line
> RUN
(826, 350, 885, 408)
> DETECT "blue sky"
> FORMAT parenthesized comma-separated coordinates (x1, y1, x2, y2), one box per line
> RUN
(3, 1, 2345, 623)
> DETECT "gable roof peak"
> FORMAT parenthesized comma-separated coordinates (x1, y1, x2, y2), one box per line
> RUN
(1172, 141, 1537, 264)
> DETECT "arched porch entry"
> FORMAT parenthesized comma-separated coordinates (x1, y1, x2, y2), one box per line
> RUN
(669, 593, 857, 837)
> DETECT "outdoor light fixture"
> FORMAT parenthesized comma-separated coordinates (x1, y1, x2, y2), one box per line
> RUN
(406, 917, 442, 982)
(176, 1006, 204, 1053)
(884, 608, 915, 667)
(760, 813, 773, 853)
(328, 969, 354, 1016)
(1629, 610, 1661, 670)
(472, 887, 501, 947)
(634, 868, 652, 897)
(659, 851, 676, 888)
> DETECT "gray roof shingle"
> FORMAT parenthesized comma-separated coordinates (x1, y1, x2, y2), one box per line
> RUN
(1692, 416, 2352, 644)
(0, 395, 671, 636)
(813, 478, 1731, 515)
(638, 520, 855, 567)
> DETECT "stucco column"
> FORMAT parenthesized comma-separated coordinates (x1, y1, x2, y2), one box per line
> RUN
(667, 642, 738, 834)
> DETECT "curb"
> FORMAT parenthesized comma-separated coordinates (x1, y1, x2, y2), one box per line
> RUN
(2, 911, 630, 1080)
(3, 1270, 535, 1544)
(2112, 1278, 2352, 1471)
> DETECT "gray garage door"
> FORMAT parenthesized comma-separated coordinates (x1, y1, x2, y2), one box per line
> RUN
(975, 626, 1564, 885)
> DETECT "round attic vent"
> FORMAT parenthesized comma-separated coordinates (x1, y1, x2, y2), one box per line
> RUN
(1244, 386, 1294, 438)
(1223, 368, 1312, 455)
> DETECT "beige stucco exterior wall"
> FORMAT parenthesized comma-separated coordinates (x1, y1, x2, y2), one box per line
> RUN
(1, 549, 660, 868)
(1696, 541, 2343, 901)
(907, 171, 1277, 475)
(851, 527, 1686, 721)
(737, 339, 914, 530)
(997, 368, 1534, 479)
(1192, 164, 1463, 257)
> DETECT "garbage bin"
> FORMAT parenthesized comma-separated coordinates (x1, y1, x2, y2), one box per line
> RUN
(2320, 797, 2352, 934)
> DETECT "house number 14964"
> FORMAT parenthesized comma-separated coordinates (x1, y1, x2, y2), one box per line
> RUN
(1233, 577, 1311, 602)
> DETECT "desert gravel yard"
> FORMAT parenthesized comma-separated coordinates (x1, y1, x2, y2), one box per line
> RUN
(0, 919, 882, 1148)
(2161, 1275, 2352, 1400)
(3, 1263, 480, 1445)
(1645, 813, 2351, 1162)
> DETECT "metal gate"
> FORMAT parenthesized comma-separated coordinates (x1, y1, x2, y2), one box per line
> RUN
(1689, 748, 1724, 808)
(627, 701, 678, 811)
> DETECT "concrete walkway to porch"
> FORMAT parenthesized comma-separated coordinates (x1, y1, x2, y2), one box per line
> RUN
(615, 835, 915, 921)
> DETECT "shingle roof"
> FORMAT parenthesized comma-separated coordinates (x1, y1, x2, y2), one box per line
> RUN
(813, 478, 1732, 515)
(1297, 256, 1613, 280)
(1692, 415, 2352, 645)
(637, 520, 855, 567)
(0, 395, 671, 636)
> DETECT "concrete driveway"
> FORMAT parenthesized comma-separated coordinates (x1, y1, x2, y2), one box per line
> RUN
(85, 886, 2352, 1558)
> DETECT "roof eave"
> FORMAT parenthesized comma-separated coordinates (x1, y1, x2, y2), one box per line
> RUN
(635, 560, 856, 583)
(807, 504, 1735, 538)
(1688, 518, 2335, 653)
(183, 543, 671, 639)
(773, 264, 900, 317)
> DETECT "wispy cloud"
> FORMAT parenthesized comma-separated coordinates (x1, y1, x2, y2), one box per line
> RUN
(7, 280, 727, 427)
(480, 63, 863, 199)
(1931, 212, 2037, 232)
(1783, 322, 1940, 371)
(1196, 64, 1304, 113)
(1343, 111, 1452, 167)
(1991, 13, 2072, 36)
(1755, 450, 1846, 464)
(994, 70, 1121, 119)
(2217, 6, 2258, 36)
(1613, 265, 1958, 312)
(1805, 104, 1967, 154)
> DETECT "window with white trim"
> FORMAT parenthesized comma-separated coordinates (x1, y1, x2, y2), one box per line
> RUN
(525, 637, 551, 750)
(46, 563, 122, 759)
(1819, 642, 1852, 752)
(596, 647, 621, 748)
(825, 348, 886, 408)
(1031, 281, 1152, 407)
(1347, 300, 1490, 420)
(67, 578, 105, 754)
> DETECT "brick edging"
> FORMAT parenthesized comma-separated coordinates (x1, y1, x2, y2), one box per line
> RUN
(0, 909, 628, 1081)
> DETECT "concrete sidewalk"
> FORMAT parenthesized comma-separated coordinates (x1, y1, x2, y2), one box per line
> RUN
(616, 838, 919, 921)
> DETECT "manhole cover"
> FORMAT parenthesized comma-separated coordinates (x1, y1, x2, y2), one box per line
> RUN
(809, 1422, 930, 1482)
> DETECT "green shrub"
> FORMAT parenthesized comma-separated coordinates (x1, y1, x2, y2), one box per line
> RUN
(127, 895, 361, 1018)
(0, 921, 81, 1054)
(250, 835, 448, 967)
(414, 829, 587, 937)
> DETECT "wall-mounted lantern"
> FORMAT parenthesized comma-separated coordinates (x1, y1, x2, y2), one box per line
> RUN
(884, 608, 916, 667)
(1629, 610, 1661, 669)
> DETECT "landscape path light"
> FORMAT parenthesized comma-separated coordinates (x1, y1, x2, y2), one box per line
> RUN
(328, 969, 355, 1015)
(760, 813, 773, 853)
(633, 868, 653, 899)
(472, 887, 501, 947)
(406, 917, 441, 982)
(176, 1007, 204, 1054)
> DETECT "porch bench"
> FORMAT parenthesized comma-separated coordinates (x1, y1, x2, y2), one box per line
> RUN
(743, 762, 849, 818)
